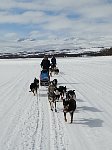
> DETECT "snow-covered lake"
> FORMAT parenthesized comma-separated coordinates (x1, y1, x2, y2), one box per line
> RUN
(0, 56, 112, 150)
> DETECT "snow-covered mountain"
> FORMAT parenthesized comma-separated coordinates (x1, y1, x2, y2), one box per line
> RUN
(0, 35, 112, 54)
(0, 46, 111, 59)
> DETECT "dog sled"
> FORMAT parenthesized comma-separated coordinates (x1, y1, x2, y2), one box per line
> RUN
(40, 69, 50, 86)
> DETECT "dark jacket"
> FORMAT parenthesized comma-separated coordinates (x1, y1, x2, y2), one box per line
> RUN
(51, 57, 56, 65)
(41, 59, 50, 70)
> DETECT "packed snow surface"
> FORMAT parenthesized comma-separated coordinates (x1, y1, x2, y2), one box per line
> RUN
(0, 56, 112, 150)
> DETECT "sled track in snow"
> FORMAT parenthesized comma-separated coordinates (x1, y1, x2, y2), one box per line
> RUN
(58, 74, 99, 150)
(0, 70, 27, 107)
(32, 87, 50, 150)
(59, 72, 112, 130)
(1, 58, 112, 150)
(34, 85, 69, 150)
(1, 81, 39, 149)
(58, 71, 112, 150)
(30, 89, 40, 150)
(49, 103, 69, 150)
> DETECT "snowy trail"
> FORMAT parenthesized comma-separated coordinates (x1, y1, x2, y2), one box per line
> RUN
(57, 57, 112, 150)
(34, 87, 50, 150)
(0, 57, 112, 150)
(0, 59, 69, 150)
(35, 86, 69, 150)
(49, 100, 69, 150)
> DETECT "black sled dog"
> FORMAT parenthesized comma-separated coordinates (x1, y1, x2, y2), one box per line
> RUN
(66, 90, 76, 100)
(63, 98, 76, 123)
(30, 78, 39, 96)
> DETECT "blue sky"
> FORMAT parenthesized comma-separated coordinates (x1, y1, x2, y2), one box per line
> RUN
(0, 0, 112, 53)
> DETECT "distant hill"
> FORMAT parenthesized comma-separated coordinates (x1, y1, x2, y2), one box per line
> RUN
(0, 47, 112, 59)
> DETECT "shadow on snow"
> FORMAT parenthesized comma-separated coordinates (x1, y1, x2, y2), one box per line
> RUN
(78, 106, 102, 112)
(74, 118, 104, 128)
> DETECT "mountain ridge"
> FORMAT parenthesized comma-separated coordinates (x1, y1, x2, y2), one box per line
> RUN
(0, 47, 112, 59)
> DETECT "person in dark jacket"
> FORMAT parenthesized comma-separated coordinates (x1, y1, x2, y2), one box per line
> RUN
(41, 55, 50, 72)
(51, 56, 56, 68)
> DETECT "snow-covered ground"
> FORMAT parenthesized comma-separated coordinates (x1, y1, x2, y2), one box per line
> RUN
(0, 56, 112, 150)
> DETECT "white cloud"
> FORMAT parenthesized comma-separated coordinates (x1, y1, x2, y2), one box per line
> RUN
(0, 0, 112, 52)
(4, 32, 18, 40)
(42, 15, 72, 30)
(0, 10, 47, 24)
